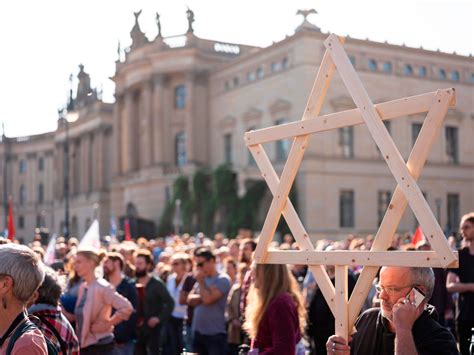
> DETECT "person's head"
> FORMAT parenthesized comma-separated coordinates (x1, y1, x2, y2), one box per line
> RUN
(0, 244, 45, 308)
(460, 213, 474, 243)
(29, 266, 62, 307)
(228, 240, 240, 260)
(103, 252, 125, 277)
(214, 233, 225, 248)
(75, 248, 105, 279)
(224, 257, 237, 283)
(170, 253, 188, 276)
(134, 249, 154, 278)
(240, 238, 257, 264)
(194, 247, 216, 277)
(244, 263, 306, 339)
(377, 266, 434, 322)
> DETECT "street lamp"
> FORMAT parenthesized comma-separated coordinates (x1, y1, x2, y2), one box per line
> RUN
(173, 199, 182, 235)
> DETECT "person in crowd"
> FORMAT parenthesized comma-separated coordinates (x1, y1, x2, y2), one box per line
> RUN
(327, 266, 458, 354)
(74, 248, 133, 354)
(60, 250, 82, 327)
(180, 259, 197, 353)
(243, 263, 306, 354)
(0, 243, 48, 354)
(224, 257, 238, 285)
(103, 252, 138, 355)
(164, 253, 189, 355)
(134, 248, 174, 355)
(187, 247, 231, 355)
(227, 263, 247, 355)
(447, 212, 474, 355)
(28, 266, 80, 355)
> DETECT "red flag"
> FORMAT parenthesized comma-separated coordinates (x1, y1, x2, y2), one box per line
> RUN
(7, 197, 15, 241)
(124, 218, 131, 241)
(412, 226, 424, 246)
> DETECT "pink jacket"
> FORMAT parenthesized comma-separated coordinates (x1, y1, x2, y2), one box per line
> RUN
(76, 278, 133, 349)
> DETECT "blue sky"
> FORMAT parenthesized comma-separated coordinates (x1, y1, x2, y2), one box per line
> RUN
(0, 0, 472, 137)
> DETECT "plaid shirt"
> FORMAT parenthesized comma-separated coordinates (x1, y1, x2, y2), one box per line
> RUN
(29, 305, 80, 355)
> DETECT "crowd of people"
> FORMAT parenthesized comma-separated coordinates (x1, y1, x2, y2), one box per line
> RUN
(0, 211, 472, 354)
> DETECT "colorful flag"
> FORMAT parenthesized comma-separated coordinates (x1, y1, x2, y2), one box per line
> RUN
(124, 218, 131, 241)
(79, 219, 101, 249)
(110, 215, 117, 239)
(7, 197, 15, 241)
(412, 226, 425, 246)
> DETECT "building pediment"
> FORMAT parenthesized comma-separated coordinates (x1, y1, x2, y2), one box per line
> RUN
(218, 115, 237, 131)
(243, 107, 263, 126)
(330, 95, 356, 110)
(269, 98, 292, 116)
(446, 108, 463, 121)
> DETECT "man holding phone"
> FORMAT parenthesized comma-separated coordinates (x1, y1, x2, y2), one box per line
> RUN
(327, 266, 458, 354)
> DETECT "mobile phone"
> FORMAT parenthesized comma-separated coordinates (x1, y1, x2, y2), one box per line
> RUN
(407, 286, 425, 307)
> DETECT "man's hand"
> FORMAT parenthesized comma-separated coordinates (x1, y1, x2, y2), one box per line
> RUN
(326, 335, 352, 355)
(91, 319, 113, 333)
(147, 316, 160, 328)
(392, 292, 424, 332)
(195, 269, 205, 283)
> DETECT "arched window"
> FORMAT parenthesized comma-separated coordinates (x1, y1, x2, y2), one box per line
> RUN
(418, 66, 427, 77)
(450, 71, 460, 81)
(438, 69, 447, 80)
(368, 59, 377, 71)
(404, 64, 413, 76)
(382, 62, 392, 73)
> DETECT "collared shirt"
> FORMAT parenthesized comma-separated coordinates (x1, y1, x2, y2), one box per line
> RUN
(29, 304, 80, 355)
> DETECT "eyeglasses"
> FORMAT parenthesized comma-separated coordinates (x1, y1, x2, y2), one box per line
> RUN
(375, 284, 413, 295)
(196, 262, 204, 267)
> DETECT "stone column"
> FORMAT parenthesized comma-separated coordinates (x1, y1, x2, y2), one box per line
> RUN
(113, 94, 123, 176)
(95, 128, 104, 190)
(141, 81, 152, 168)
(152, 74, 167, 165)
(123, 91, 135, 172)
(184, 72, 195, 165)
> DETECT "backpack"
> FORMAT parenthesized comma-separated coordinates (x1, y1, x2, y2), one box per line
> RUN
(6, 317, 58, 355)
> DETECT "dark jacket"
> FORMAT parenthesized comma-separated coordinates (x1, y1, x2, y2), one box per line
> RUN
(114, 277, 138, 344)
(142, 276, 174, 325)
(350, 305, 459, 355)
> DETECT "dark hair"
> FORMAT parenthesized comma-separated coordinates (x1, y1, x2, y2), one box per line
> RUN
(135, 248, 154, 265)
(36, 266, 62, 306)
(194, 247, 215, 261)
(106, 252, 124, 270)
(461, 212, 474, 225)
(242, 238, 257, 251)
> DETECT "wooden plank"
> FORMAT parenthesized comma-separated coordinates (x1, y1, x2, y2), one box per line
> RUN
(248, 144, 336, 314)
(335, 266, 349, 341)
(347, 90, 455, 327)
(265, 250, 458, 268)
(245, 89, 455, 146)
(253, 46, 338, 263)
(325, 34, 456, 268)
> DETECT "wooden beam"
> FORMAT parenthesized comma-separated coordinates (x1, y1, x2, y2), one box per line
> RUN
(325, 34, 456, 269)
(265, 250, 459, 268)
(254, 45, 338, 263)
(335, 266, 349, 341)
(245, 89, 455, 146)
(347, 89, 455, 327)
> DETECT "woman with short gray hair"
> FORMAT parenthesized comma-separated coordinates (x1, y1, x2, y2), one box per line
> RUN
(0, 243, 48, 354)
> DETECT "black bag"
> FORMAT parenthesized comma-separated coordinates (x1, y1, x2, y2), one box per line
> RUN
(6, 317, 58, 355)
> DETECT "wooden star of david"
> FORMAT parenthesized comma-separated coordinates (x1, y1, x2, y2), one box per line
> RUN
(244, 34, 458, 340)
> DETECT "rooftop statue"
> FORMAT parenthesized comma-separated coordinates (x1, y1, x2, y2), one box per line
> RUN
(156, 12, 162, 37)
(186, 7, 194, 33)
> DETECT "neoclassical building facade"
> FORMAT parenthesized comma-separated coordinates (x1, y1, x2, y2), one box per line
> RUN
(1, 11, 473, 242)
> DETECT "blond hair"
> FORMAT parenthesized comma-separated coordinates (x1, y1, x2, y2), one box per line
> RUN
(243, 263, 306, 339)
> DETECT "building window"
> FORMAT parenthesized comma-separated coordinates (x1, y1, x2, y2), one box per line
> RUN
(38, 157, 44, 171)
(271, 61, 282, 72)
(445, 126, 459, 164)
(275, 119, 290, 161)
(412, 123, 422, 147)
(446, 193, 459, 234)
(450, 71, 460, 82)
(471, 73, 474, 84)
(404, 64, 413, 76)
(438, 69, 446, 80)
(339, 126, 354, 158)
(224, 133, 232, 164)
(368, 59, 377, 71)
(18, 216, 25, 229)
(233, 77, 239, 86)
(247, 71, 256, 82)
(256, 67, 264, 79)
(340, 190, 355, 228)
(38, 184, 44, 204)
(418, 66, 427, 77)
(175, 132, 187, 167)
(19, 185, 26, 205)
(282, 57, 289, 69)
(174, 85, 186, 109)
(378, 191, 392, 226)
(349, 56, 356, 67)
(19, 159, 26, 174)
(382, 62, 392, 73)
